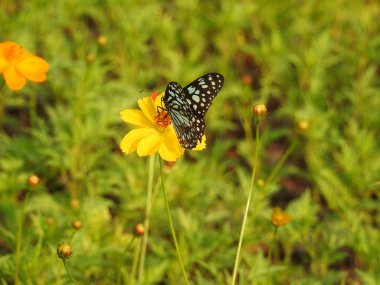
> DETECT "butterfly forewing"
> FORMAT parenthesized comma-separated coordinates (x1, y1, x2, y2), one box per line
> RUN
(163, 73, 224, 150)
(183, 73, 224, 117)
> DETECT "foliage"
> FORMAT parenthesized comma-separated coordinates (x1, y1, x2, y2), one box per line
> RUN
(1, 0, 380, 284)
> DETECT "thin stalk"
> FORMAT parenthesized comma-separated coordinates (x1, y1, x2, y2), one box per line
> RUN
(130, 238, 142, 285)
(63, 259, 78, 285)
(159, 158, 189, 285)
(14, 191, 30, 285)
(266, 226, 278, 283)
(117, 237, 136, 285)
(137, 154, 155, 284)
(231, 123, 261, 285)
(266, 140, 297, 185)
(29, 92, 37, 128)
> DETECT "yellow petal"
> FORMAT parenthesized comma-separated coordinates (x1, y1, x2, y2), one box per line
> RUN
(120, 128, 156, 155)
(159, 130, 184, 161)
(16, 56, 49, 82)
(120, 109, 154, 128)
(154, 93, 166, 108)
(138, 96, 156, 125)
(191, 135, 207, 151)
(4, 66, 26, 91)
(136, 131, 162, 156)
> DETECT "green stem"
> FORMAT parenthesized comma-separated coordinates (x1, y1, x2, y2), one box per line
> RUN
(137, 154, 155, 284)
(266, 226, 278, 283)
(117, 237, 136, 285)
(231, 123, 261, 285)
(159, 158, 189, 285)
(14, 191, 30, 285)
(266, 140, 297, 185)
(29, 92, 37, 128)
(130, 239, 141, 285)
(63, 259, 78, 285)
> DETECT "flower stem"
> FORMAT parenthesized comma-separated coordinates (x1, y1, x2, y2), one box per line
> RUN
(159, 158, 189, 285)
(231, 123, 261, 285)
(63, 259, 78, 285)
(117, 236, 136, 285)
(266, 139, 297, 185)
(14, 191, 30, 285)
(130, 239, 141, 285)
(137, 154, 155, 284)
(266, 226, 278, 283)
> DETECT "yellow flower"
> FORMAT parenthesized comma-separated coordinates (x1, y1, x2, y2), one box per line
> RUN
(121, 92, 185, 161)
(271, 207, 291, 227)
(0, 41, 49, 91)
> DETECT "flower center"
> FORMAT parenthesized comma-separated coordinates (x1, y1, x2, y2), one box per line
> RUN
(154, 110, 171, 129)
(3, 43, 24, 60)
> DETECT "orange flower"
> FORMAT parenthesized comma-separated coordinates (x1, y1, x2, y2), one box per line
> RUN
(271, 207, 291, 227)
(0, 41, 49, 91)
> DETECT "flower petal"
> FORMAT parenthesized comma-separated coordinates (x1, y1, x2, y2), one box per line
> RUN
(138, 96, 156, 124)
(136, 131, 162, 156)
(191, 135, 207, 151)
(4, 66, 26, 91)
(159, 129, 184, 161)
(16, 56, 49, 82)
(120, 109, 155, 128)
(120, 128, 157, 155)
(0, 58, 9, 73)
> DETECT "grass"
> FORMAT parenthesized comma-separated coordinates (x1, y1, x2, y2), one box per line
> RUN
(1, 0, 380, 284)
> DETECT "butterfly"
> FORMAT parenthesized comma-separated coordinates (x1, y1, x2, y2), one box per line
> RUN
(162, 73, 224, 150)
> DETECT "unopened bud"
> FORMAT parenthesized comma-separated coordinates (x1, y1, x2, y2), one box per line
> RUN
(57, 242, 73, 260)
(70, 199, 80, 209)
(28, 175, 40, 187)
(252, 104, 267, 121)
(97, 35, 107, 46)
(72, 220, 82, 230)
(134, 223, 145, 236)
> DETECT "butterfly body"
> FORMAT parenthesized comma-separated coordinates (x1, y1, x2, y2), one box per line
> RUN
(163, 73, 224, 149)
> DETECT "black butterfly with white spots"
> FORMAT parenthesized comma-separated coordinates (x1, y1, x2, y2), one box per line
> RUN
(162, 73, 224, 149)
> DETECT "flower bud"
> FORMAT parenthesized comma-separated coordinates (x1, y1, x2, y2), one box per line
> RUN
(134, 223, 145, 236)
(271, 207, 291, 227)
(242, 74, 252, 85)
(46, 217, 54, 225)
(86, 53, 95, 63)
(298, 120, 309, 131)
(71, 220, 82, 230)
(57, 242, 73, 260)
(257, 179, 264, 187)
(70, 199, 80, 209)
(252, 104, 267, 121)
(28, 175, 40, 187)
(97, 35, 107, 46)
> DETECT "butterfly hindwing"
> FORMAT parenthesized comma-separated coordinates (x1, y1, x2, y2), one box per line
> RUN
(163, 73, 224, 150)
(164, 82, 200, 149)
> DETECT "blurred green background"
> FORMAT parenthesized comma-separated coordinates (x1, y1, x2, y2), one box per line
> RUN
(1, 0, 380, 284)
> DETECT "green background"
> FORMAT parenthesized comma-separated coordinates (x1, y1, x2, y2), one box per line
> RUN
(1, 0, 380, 284)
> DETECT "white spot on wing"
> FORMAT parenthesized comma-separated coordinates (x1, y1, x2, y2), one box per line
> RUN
(192, 95, 200, 102)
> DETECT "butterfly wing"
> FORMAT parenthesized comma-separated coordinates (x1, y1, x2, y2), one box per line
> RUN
(183, 73, 224, 117)
(164, 82, 202, 149)
(163, 73, 224, 150)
